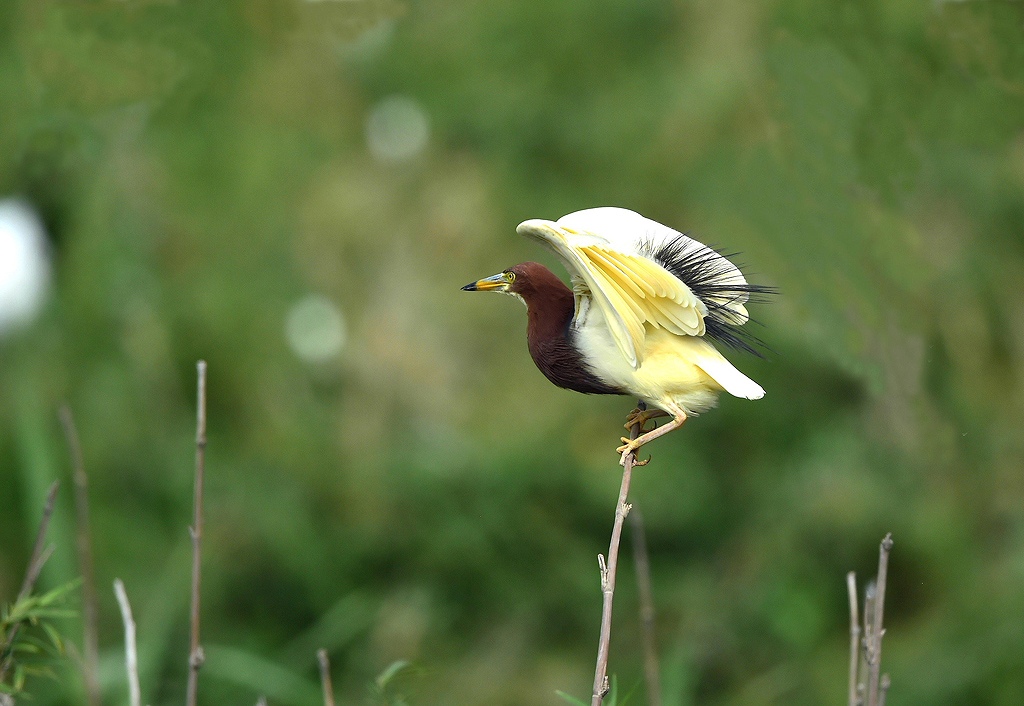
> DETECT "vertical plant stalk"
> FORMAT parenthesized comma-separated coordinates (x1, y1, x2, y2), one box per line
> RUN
(591, 405, 644, 706)
(629, 509, 661, 706)
(860, 580, 875, 701)
(18, 481, 60, 600)
(866, 534, 893, 706)
(0, 481, 60, 684)
(113, 580, 141, 706)
(60, 406, 102, 706)
(878, 674, 891, 706)
(186, 361, 208, 706)
(846, 571, 860, 706)
(317, 649, 337, 706)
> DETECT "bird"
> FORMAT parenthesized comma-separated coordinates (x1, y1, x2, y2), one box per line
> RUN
(462, 207, 770, 465)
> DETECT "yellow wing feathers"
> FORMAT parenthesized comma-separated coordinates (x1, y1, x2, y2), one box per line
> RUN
(576, 245, 707, 368)
(516, 211, 760, 371)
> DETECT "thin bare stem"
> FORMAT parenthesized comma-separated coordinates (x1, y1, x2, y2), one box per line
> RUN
(317, 649, 336, 706)
(114, 580, 141, 706)
(878, 674, 891, 706)
(629, 509, 661, 706)
(19, 481, 60, 601)
(60, 405, 102, 706)
(186, 361, 208, 706)
(0, 481, 60, 683)
(859, 579, 875, 703)
(866, 534, 893, 706)
(591, 403, 644, 706)
(847, 571, 860, 706)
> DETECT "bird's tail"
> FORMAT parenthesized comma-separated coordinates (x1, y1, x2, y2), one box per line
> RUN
(691, 344, 765, 400)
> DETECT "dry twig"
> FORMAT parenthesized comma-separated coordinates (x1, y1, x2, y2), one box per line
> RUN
(317, 649, 336, 706)
(629, 509, 661, 706)
(879, 674, 891, 706)
(113, 580, 141, 706)
(846, 571, 860, 706)
(847, 534, 894, 706)
(866, 534, 893, 706)
(60, 405, 102, 706)
(18, 481, 60, 601)
(591, 403, 645, 706)
(186, 361, 208, 706)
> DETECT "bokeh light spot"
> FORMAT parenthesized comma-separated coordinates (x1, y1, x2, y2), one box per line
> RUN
(365, 95, 430, 162)
(285, 294, 347, 364)
(0, 198, 51, 335)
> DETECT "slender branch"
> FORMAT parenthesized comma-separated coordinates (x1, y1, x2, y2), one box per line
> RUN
(19, 481, 60, 601)
(878, 674, 891, 706)
(186, 361, 208, 706)
(866, 534, 893, 706)
(846, 571, 860, 706)
(591, 402, 645, 706)
(114, 580, 142, 706)
(60, 405, 102, 706)
(860, 579, 875, 703)
(629, 509, 661, 706)
(317, 649, 336, 706)
(0, 481, 60, 683)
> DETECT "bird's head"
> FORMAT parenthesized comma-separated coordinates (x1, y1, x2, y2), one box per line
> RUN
(461, 262, 565, 307)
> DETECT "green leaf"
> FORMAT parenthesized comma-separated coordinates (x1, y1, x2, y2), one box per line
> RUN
(555, 690, 589, 706)
(374, 659, 412, 691)
(11, 641, 41, 655)
(41, 623, 64, 652)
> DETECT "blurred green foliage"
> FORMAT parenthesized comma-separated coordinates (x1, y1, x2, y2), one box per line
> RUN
(1, 579, 77, 697)
(1, 0, 1023, 704)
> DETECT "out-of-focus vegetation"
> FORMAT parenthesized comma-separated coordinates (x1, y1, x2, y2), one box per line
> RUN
(1, 0, 1023, 704)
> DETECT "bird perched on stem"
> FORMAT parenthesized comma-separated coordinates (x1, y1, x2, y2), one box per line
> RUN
(463, 207, 770, 465)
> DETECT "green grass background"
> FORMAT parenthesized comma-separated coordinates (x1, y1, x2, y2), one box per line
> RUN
(2, 0, 1023, 704)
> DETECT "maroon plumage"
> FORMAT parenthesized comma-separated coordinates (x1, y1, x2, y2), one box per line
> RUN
(506, 262, 623, 396)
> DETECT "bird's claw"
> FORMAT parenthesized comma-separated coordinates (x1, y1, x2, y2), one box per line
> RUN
(623, 409, 650, 431)
(617, 438, 643, 466)
(624, 408, 643, 429)
(624, 407, 665, 433)
(616, 440, 651, 465)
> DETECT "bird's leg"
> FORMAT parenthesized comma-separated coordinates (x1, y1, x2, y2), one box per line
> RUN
(617, 412, 687, 466)
(624, 407, 669, 433)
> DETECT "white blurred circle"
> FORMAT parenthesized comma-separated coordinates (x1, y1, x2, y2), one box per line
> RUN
(0, 198, 50, 335)
(365, 95, 430, 162)
(285, 294, 346, 364)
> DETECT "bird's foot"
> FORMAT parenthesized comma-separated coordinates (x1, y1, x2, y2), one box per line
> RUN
(623, 408, 667, 433)
(617, 437, 644, 466)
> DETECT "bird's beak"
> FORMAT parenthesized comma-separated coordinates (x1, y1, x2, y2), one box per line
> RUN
(461, 272, 510, 292)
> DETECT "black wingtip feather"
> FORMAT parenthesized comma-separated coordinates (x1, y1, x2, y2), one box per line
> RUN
(640, 235, 776, 357)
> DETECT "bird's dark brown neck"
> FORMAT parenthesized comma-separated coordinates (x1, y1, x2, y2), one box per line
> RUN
(522, 280, 622, 396)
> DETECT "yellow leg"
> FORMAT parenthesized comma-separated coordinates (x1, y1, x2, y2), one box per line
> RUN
(616, 411, 687, 466)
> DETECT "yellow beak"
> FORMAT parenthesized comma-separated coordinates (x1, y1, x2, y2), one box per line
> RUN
(461, 272, 510, 292)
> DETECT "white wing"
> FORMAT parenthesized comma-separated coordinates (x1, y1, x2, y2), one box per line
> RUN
(558, 208, 752, 325)
(518, 212, 711, 369)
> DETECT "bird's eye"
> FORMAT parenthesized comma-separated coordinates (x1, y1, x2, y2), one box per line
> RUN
(506, 271, 516, 283)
